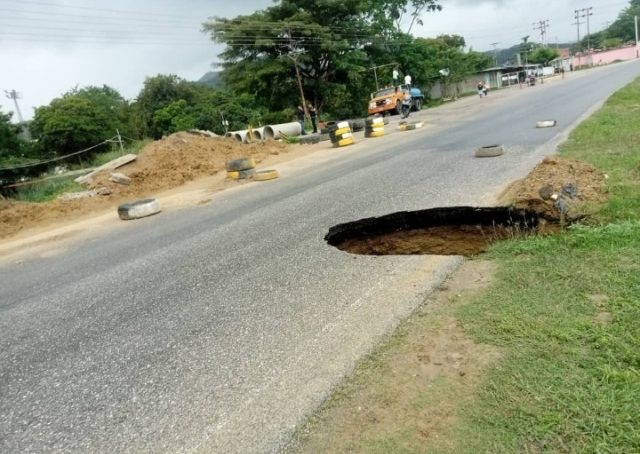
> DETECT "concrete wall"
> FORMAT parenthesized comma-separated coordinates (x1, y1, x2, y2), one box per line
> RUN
(574, 45, 639, 67)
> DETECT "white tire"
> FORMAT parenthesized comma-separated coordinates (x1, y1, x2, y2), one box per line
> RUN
(536, 120, 557, 128)
(474, 145, 505, 158)
(118, 198, 161, 220)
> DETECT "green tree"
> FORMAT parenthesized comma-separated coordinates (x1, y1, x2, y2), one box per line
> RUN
(30, 85, 131, 158)
(607, 0, 640, 43)
(133, 74, 198, 138)
(203, 0, 443, 119)
(528, 47, 560, 65)
(0, 107, 22, 163)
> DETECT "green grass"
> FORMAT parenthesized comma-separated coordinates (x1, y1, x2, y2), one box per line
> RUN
(444, 77, 640, 453)
(13, 176, 85, 202)
(7, 140, 150, 203)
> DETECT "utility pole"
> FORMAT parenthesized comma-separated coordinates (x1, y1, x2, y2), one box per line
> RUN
(4, 89, 25, 124)
(533, 20, 550, 47)
(636, 16, 640, 58)
(578, 7, 593, 53)
(490, 42, 500, 66)
(573, 10, 583, 52)
(285, 30, 308, 118)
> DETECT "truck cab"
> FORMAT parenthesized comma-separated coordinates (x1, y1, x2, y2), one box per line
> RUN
(368, 84, 424, 116)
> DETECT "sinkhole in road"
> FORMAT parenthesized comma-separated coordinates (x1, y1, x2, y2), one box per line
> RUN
(325, 206, 559, 257)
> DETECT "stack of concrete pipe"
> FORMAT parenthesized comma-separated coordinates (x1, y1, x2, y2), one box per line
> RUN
(224, 122, 302, 143)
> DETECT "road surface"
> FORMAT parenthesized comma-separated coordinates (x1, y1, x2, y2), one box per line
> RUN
(1, 61, 639, 453)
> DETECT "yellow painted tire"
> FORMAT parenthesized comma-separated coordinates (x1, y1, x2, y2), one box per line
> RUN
(365, 130, 385, 138)
(226, 157, 256, 171)
(227, 171, 240, 180)
(366, 118, 384, 126)
(253, 169, 279, 181)
(334, 127, 351, 136)
(335, 137, 355, 147)
(367, 126, 385, 133)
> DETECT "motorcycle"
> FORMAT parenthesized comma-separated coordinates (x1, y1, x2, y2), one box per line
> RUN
(399, 94, 413, 119)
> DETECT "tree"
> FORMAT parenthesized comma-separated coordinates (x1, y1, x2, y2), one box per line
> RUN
(528, 47, 560, 65)
(30, 85, 131, 157)
(607, 0, 640, 43)
(365, 0, 442, 34)
(0, 107, 22, 163)
(203, 0, 443, 118)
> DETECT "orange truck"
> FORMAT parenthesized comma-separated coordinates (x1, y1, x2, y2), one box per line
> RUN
(367, 84, 424, 116)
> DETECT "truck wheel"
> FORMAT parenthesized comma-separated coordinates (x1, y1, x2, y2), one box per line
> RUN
(394, 100, 402, 115)
(412, 99, 422, 111)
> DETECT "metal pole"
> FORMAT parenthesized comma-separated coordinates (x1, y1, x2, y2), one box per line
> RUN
(373, 66, 379, 91)
(116, 129, 125, 155)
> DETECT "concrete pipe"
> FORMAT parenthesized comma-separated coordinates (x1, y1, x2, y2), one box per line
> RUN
(224, 132, 234, 138)
(251, 127, 266, 141)
(264, 122, 302, 139)
(233, 130, 249, 143)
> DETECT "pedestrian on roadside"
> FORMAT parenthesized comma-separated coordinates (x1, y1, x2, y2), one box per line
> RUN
(404, 73, 412, 88)
(483, 82, 490, 96)
(477, 81, 485, 98)
(560, 67, 565, 79)
(392, 68, 399, 85)
(296, 105, 307, 135)
(307, 102, 318, 134)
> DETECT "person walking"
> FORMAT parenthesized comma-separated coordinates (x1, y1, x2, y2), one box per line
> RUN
(296, 105, 307, 135)
(392, 68, 399, 85)
(477, 81, 485, 98)
(307, 102, 318, 134)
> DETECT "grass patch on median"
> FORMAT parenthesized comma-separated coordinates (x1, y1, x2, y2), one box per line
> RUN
(289, 77, 640, 453)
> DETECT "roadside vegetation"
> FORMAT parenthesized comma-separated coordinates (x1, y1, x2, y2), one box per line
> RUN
(290, 77, 640, 453)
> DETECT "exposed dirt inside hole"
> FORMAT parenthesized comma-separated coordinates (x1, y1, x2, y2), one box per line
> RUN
(336, 223, 550, 256)
(328, 157, 606, 256)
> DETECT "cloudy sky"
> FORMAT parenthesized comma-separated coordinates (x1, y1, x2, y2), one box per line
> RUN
(0, 0, 630, 120)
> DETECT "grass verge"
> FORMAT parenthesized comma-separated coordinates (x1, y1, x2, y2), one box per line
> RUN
(289, 77, 640, 452)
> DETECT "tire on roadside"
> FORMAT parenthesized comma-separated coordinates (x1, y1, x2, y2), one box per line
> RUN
(226, 157, 256, 171)
(253, 169, 279, 181)
(474, 144, 505, 158)
(118, 198, 161, 220)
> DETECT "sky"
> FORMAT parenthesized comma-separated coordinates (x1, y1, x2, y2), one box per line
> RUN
(0, 0, 631, 121)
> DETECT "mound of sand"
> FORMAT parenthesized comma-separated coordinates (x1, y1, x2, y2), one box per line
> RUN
(0, 132, 286, 239)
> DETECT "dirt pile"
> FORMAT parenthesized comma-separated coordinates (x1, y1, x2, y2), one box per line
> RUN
(0, 132, 286, 239)
(497, 156, 607, 220)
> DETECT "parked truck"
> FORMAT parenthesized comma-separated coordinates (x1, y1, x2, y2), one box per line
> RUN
(367, 84, 424, 116)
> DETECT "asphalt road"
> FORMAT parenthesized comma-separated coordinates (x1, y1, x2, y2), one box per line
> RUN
(1, 61, 639, 453)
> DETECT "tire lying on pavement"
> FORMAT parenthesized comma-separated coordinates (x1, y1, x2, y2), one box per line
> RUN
(118, 198, 161, 220)
(474, 144, 505, 158)
(536, 120, 557, 128)
(253, 169, 279, 181)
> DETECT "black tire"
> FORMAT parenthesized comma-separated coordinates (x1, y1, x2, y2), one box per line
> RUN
(412, 98, 422, 111)
(226, 158, 256, 171)
(394, 100, 402, 115)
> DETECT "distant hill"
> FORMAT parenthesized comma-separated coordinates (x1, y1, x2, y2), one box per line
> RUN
(197, 71, 223, 88)
(486, 42, 574, 66)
